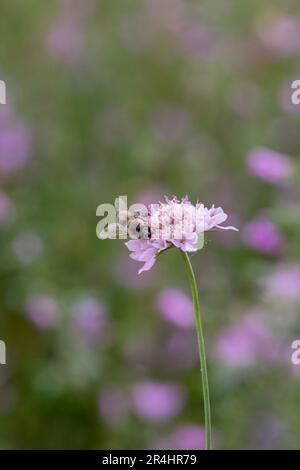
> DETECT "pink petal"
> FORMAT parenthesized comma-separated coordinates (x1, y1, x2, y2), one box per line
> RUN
(138, 257, 156, 274)
(126, 240, 148, 251)
(216, 225, 239, 231)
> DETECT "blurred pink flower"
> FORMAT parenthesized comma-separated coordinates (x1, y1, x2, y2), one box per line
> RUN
(175, 22, 216, 59)
(132, 381, 185, 422)
(155, 424, 205, 450)
(242, 217, 283, 256)
(72, 297, 108, 343)
(0, 108, 32, 178)
(46, 0, 96, 63)
(98, 386, 131, 426)
(155, 288, 194, 328)
(252, 415, 285, 449)
(257, 15, 300, 57)
(247, 147, 292, 184)
(216, 312, 281, 367)
(163, 331, 198, 371)
(25, 295, 58, 330)
(262, 264, 300, 304)
(46, 22, 85, 63)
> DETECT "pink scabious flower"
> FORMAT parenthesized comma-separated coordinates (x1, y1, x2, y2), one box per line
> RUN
(126, 196, 237, 274)
(102, 194, 238, 450)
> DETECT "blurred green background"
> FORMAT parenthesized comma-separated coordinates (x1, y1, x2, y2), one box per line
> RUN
(0, 0, 300, 449)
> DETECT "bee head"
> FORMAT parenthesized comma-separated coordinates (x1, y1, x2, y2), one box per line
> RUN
(128, 218, 150, 239)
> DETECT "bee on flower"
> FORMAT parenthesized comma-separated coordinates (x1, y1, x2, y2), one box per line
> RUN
(98, 194, 238, 450)
(125, 196, 238, 274)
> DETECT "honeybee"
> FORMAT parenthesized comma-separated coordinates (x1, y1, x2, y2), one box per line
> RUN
(115, 197, 150, 239)
(122, 210, 150, 239)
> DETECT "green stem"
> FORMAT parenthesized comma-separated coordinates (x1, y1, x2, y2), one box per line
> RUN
(180, 250, 212, 450)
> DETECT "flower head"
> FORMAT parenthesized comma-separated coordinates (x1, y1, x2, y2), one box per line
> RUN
(125, 196, 237, 274)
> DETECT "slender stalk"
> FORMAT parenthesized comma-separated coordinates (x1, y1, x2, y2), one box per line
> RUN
(180, 250, 212, 450)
